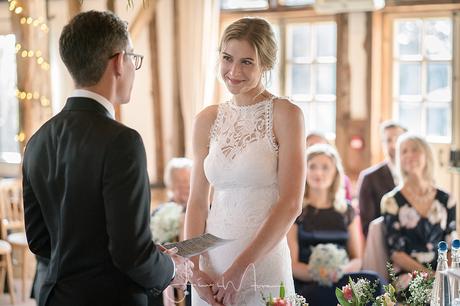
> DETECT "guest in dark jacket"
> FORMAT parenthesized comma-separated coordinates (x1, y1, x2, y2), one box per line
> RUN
(357, 121, 406, 237)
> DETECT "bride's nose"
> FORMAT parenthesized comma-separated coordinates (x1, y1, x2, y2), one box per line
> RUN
(228, 62, 242, 77)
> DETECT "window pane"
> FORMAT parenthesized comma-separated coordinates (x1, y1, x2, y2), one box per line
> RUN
(290, 64, 310, 95)
(316, 23, 336, 57)
(290, 24, 310, 58)
(316, 63, 336, 95)
(427, 63, 451, 101)
(398, 63, 421, 95)
(425, 19, 452, 59)
(221, 0, 268, 10)
(314, 101, 335, 134)
(395, 20, 421, 56)
(279, 0, 314, 5)
(398, 103, 422, 134)
(426, 106, 449, 137)
(0, 35, 20, 161)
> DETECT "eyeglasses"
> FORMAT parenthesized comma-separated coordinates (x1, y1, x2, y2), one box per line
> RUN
(109, 51, 144, 70)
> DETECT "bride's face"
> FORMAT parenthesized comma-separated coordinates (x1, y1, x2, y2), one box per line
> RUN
(220, 39, 263, 95)
(307, 154, 337, 191)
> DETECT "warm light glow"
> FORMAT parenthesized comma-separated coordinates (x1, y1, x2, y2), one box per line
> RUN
(33, 20, 40, 27)
(33, 92, 39, 99)
(21, 50, 27, 57)
(37, 57, 44, 64)
(35, 50, 42, 57)
(15, 43, 21, 51)
(20, 17, 26, 24)
(16, 132, 26, 143)
(26, 93, 32, 100)
(14, 7, 23, 14)
(26, 17, 33, 24)
(28, 50, 34, 57)
(20, 92, 26, 99)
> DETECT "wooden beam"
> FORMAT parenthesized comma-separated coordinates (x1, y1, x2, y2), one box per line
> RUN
(129, 0, 156, 42)
(68, 0, 82, 20)
(149, 12, 165, 183)
(335, 13, 351, 174)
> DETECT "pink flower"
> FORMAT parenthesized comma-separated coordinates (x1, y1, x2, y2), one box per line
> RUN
(272, 297, 292, 306)
(342, 284, 353, 301)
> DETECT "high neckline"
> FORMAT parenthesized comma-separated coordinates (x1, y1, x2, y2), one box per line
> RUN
(229, 95, 274, 109)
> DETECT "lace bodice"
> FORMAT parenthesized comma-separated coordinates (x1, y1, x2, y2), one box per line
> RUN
(209, 98, 278, 159)
(204, 97, 279, 191)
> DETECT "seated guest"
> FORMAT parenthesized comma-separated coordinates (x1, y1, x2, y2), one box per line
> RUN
(381, 133, 457, 274)
(151, 157, 193, 306)
(357, 120, 406, 237)
(288, 144, 362, 305)
(306, 132, 352, 201)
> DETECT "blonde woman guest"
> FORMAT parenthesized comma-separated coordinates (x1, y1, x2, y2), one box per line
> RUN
(184, 17, 305, 306)
(381, 133, 457, 274)
(287, 144, 362, 303)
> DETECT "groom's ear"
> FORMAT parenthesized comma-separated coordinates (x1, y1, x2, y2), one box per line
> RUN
(112, 52, 124, 77)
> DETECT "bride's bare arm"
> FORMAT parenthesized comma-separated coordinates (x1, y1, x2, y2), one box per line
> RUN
(184, 106, 221, 305)
(215, 99, 306, 304)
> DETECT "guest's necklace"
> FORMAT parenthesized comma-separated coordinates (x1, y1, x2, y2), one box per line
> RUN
(405, 184, 435, 205)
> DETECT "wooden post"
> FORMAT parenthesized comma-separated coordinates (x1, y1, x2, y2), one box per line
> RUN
(10, 0, 52, 148)
(148, 5, 165, 183)
(68, 0, 82, 20)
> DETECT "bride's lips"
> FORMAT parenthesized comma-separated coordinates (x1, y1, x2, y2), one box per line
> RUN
(227, 77, 244, 85)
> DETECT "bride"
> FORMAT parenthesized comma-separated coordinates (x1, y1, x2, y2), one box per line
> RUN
(184, 17, 306, 306)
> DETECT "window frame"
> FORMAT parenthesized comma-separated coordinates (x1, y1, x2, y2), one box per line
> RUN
(381, 6, 459, 144)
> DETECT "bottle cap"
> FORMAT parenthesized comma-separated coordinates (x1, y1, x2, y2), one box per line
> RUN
(453, 239, 460, 250)
(438, 241, 448, 252)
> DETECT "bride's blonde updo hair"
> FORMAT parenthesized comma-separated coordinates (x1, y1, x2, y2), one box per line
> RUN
(219, 17, 277, 72)
(304, 144, 347, 214)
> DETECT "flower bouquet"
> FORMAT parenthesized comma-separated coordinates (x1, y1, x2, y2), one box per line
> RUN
(335, 263, 434, 306)
(261, 282, 308, 306)
(335, 277, 378, 306)
(308, 243, 349, 286)
(150, 202, 184, 244)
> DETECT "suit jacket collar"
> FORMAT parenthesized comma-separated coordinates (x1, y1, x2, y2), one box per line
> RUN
(63, 97, 113, 119)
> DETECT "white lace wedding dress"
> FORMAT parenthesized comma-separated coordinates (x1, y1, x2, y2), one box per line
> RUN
(192, 97, 295, 306)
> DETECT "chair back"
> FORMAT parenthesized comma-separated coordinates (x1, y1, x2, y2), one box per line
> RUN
(362, 216, 390, 281)
(0, 178, 24, 240)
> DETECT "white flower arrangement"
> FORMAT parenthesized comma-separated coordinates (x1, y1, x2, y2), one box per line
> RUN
(150, 202, 184, 244)
(308, 243, 349, 286)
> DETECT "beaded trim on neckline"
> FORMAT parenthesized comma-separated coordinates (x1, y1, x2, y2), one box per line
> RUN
(228, 95, 275, 109)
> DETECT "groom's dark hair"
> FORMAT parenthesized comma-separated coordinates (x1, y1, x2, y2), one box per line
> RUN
(59, 10, 129, 87)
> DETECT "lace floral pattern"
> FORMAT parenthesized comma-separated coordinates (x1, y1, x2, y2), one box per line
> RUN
(209, 98, 278, 160)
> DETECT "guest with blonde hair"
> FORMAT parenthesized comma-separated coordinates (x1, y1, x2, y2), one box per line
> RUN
(287, 144, 362, 305)
(381, 133, 457, 273)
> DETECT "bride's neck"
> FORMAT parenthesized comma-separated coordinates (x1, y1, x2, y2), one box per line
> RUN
(232, 85, 268, 106)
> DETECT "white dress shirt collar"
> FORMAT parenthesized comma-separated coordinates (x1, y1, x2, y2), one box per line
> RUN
(70, 89, 115, 119)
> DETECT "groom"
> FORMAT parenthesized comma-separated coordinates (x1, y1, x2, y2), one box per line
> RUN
(23, 10, 192, 306)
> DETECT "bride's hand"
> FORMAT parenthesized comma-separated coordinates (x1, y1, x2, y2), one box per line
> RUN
(191, 269, 223, 306)
(212, 264, 246, 305)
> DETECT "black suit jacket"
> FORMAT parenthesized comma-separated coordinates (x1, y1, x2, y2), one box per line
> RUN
(23, 97, 174, 306)
(357, 162, 396, 237)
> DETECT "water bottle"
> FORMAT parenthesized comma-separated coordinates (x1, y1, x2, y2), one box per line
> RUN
(451, 239, 460, 305)
(430, 241, 452, 306)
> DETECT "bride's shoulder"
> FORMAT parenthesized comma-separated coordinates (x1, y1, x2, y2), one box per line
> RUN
(272, 97, 303, 119)
(193, 104, 220, 132)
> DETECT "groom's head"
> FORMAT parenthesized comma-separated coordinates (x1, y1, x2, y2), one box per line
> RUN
(59, 10, 135, 102)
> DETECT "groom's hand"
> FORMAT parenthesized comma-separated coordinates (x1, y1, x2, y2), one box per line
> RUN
(162, 247, 194, 291)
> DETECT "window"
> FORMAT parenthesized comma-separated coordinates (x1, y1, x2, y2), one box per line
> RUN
(286, 21, 337, 137)
(0, 35, 20, 163)
(392, 17, 452, 142)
